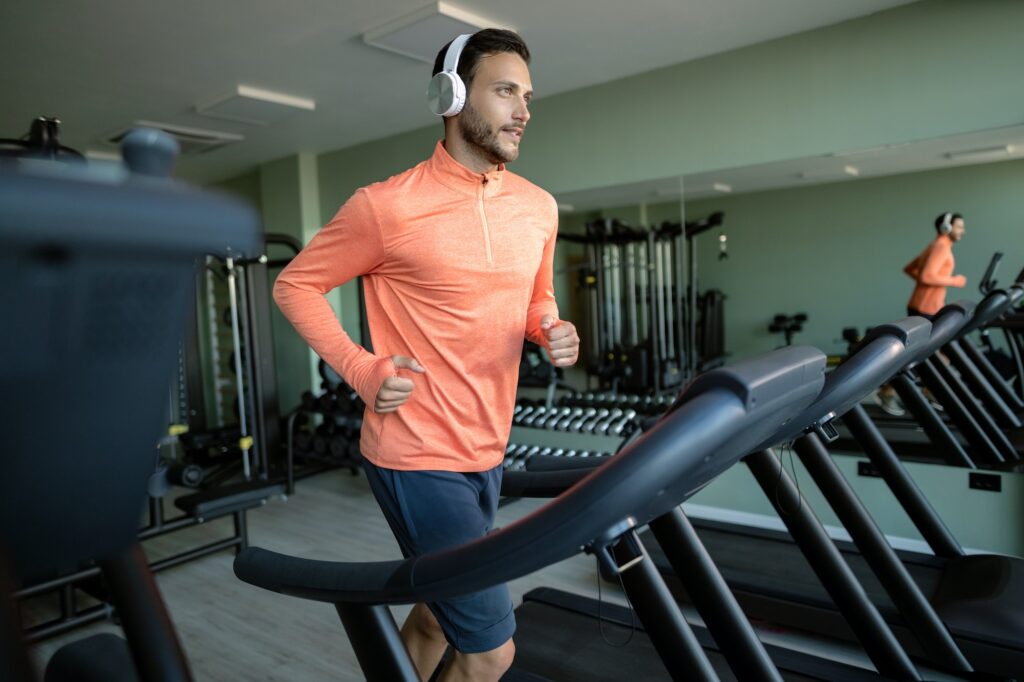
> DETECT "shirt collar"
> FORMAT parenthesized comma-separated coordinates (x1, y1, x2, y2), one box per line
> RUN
(428, 140, 504, 197)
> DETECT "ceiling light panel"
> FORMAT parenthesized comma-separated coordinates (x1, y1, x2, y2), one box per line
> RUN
(364, 2, 510, 63)
(196, 85, 315, 126)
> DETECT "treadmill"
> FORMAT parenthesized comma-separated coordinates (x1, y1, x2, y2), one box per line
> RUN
(235, 346, 831, 681)
(523, 316, 984, 679)
(643, 306, 1024, 679)
(842, 288, 1024, 470)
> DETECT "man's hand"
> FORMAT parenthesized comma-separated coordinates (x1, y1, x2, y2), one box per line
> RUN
(374, 355, 425, 413)
(540, 315, 580, 368)
(952, 275, 967, 288)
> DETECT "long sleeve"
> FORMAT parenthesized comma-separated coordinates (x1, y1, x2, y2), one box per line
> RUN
(903, 251, 923, 280)
(525, 215, 560, 346)
(273, 189, 394, 405)
(917, 240, 959, 286)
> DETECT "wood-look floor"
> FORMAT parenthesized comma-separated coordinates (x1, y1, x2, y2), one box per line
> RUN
(28, 469, 628, 681)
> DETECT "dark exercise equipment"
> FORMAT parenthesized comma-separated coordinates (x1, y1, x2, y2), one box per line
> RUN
(643, 306, 1024, 679)
(0, 117, 86, 164)
(0, 128, 261, 679)
(234, 346, 828, 681)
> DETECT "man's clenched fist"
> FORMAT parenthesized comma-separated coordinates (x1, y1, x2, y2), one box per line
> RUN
(540, 315, 580, 368)
(374, 355, 425, 413)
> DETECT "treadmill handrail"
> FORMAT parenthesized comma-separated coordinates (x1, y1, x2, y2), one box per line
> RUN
(960, 289, 1012, 336)
(235, 347, 826, 606)
(906, 300, 973, 366)
(756, 318, 933, 450)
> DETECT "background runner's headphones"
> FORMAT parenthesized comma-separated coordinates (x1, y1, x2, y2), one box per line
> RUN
(427, 33, 474, 117)
(938, 212, 953, 235)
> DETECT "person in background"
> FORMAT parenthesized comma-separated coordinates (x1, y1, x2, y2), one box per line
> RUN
(904, 212, 968, 315)
(875, 212, 969, 416)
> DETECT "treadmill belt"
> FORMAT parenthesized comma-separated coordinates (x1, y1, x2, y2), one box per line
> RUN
(512, 600, 674, 681)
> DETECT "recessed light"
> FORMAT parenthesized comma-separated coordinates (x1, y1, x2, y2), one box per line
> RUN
(364, 2, 510, 63)
(945, 145, 1014, 163)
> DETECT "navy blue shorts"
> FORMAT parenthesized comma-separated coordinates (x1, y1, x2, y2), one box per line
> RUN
(361, 459, 515, 653)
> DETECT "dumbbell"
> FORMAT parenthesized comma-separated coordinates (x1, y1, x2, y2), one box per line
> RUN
(522, 406, 550, 427)
(167, 462, 204, 488)
(593, 408, 624, 435)
(328, 435, 348, 459)
(540, 407, 572, 429)
(568, 407, 597, 432)
(608, 409, 638, 437)
(514, 405, 538, 425)
(554, 407, 584, 431)
(579, 408, 610, 433)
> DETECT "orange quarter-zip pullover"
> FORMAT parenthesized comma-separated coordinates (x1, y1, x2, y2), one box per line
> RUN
(274, 141, 560, 471)
(904, 235, 959, 315)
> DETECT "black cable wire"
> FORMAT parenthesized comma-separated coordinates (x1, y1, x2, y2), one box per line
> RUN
(595, 555, 636, 647)
(772, 441, 803, 515)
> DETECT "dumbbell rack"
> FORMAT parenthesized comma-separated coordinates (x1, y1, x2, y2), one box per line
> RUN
(503, 391, 674, 472)
(284, 362, 365, 490)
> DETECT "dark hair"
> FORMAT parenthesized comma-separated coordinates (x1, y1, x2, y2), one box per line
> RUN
(432, 29, 530, 92)
(934, 212, 963, 233)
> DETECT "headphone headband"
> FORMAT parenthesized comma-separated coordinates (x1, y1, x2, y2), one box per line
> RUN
(427, 33, 474, 117)
(443, 33, 472, 75)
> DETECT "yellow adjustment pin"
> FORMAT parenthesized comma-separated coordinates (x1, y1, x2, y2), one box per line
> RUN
(239, 436, 254, 451)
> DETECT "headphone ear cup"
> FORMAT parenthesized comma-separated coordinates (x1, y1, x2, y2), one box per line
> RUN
(427, 71, 466, 117)
(940, 213, 953, 234)
(447, 74, 466, 116)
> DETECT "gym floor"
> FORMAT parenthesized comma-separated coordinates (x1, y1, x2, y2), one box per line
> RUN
(26, 469, 963, 681)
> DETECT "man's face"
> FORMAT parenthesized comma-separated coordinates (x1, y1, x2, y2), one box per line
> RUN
(951, 218, 966, 241)
(457, 52, 532, 165)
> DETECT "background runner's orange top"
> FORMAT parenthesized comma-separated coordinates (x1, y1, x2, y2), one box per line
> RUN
(904, 235, 958, 315)
(274, 141, 560, 471)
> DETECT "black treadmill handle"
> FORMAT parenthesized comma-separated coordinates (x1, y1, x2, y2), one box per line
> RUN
(501, 468, 592, 497)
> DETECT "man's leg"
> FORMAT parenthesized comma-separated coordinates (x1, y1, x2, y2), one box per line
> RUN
(361, 461, 515, 679)
(439, 638, 515, 682)
(401, 602, 448, 681)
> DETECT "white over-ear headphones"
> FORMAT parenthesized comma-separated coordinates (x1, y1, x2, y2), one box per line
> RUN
(427, 33, 473, 117)
(939, 212, 953, 235)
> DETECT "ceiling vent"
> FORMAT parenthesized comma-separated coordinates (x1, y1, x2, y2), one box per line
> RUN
(364, 1, 509, 63)
(105, 121, 244, 155)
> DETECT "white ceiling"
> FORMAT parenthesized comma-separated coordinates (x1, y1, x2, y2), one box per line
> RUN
(0, 0, 916, 184)
(555, 124, 1024, 212)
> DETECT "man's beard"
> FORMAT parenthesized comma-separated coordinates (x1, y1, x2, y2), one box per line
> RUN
(458, 101, 518, 165)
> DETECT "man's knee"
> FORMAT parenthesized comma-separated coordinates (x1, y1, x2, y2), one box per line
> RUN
(410, 604, 445, 640)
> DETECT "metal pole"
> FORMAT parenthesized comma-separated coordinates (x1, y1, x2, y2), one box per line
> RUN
(916, 359, 1004, 465)
(225, 258, 252, 480)
(947, 340, 1022, 427)
(611, 530, 719, 682)
(841, 405, 964, 558)
(792, 434, 973, 675)
(745, 449, 921, 681)
(888, 372, 975, 468)
(649, 508, 781, 682)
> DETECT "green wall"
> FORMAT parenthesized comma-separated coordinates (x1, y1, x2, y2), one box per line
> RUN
(316, 0, 1023, 199)
(209, 169, 261, 209)
(685, 159, 1024, 360)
